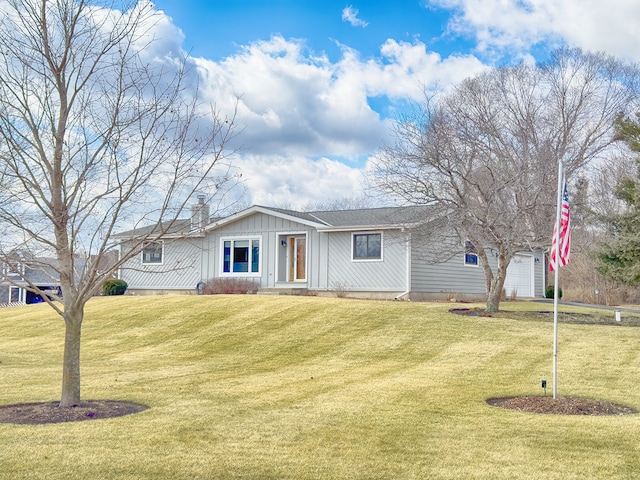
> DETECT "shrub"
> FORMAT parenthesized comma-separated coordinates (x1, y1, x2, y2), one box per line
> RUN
(201, 278, 259, 295)
(545, 285, 562, 299)
(330, 281, 350, 298)
(102, 279, 128, 296)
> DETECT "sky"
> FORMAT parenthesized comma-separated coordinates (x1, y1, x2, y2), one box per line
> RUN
(148, 0, 640, 210)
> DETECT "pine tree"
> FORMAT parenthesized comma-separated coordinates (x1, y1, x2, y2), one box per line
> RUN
(596, 114, 640, 285)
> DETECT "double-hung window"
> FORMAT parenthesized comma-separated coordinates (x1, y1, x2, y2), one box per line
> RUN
(352, 232, 382, 261)
(142, 241, 163, 265)
(464, 240, 478, 266)
(222, 238, 261, 274)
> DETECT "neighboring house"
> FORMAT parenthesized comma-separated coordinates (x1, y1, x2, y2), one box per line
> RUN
(0, 251, 118, 306)
(116, 201, 546, 300)
(0, 256, 64, 305)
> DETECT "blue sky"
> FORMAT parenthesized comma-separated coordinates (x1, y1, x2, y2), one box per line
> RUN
(148, 0, 640, 209)
(153, 1, 453, 58)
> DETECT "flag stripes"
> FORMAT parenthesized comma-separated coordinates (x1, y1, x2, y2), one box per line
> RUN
(550, 182, 570, 271)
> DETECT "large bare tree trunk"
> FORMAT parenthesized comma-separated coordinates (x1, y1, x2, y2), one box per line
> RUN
(60, 313, 82, 407)
(486, 265, 508, 313)
(477, 243, 510, 313)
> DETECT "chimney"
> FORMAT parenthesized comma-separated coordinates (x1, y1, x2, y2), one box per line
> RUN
(191, 194, 210, 229)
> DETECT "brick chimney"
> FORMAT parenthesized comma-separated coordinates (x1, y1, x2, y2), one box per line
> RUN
(190, 194, 210, 229)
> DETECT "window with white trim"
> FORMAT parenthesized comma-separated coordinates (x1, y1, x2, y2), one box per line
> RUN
(222, 238, 261, 274)
(464, 240, 478, 266)
(352, 232, 382, 261)
(142, 241, 163, 265)
(9, 286, 22, 303)
(3, 261, 23, 277)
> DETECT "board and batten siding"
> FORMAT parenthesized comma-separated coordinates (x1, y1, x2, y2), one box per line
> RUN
(325, 229, 407, 292)
(205, 212, 321, 289)
(119, 237, 206, 291)
(534, 253, 545, 296)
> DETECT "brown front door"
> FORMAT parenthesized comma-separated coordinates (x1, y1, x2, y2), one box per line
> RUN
(288, 236, 306, 282)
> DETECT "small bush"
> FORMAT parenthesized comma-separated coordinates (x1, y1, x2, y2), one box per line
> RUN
(545, 285, 562, 299)
(201, 278, 259, 295)
(103, 279, 128, 296)
(330, 281, 350, 298)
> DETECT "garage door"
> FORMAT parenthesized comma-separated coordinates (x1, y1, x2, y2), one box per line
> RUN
(504, 254, 534, 298)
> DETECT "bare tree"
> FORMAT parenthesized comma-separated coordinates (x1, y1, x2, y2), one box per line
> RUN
(0, 0, 241, 406)
(370, 49, 639, 312)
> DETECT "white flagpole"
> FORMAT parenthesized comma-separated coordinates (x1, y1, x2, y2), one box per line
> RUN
(552, 159, 564, 400)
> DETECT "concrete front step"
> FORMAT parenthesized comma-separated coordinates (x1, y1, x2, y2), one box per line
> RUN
(257, 287, 309, 296)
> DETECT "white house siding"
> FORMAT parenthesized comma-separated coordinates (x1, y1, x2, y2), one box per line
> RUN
(204, 212, 321, 289)
(120, 237, 205, 292)
(325, 230, 407, 292)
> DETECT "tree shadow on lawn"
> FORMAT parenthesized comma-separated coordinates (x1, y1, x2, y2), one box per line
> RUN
(0, 400, 148, 424)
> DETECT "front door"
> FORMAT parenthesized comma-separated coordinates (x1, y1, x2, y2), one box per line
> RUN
(288, 236, 306, 282)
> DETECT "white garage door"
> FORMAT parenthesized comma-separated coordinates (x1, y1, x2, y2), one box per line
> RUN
(504, 254, 534, 298)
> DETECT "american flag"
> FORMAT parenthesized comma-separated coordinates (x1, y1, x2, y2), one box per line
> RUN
(550, 182, 570, 271)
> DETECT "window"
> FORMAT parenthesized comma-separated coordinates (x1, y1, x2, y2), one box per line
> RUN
(464, 240, 478, 266)
(142, 242, 163, 265)
(9, 286, 22, 303)
(352, 232, 382, 261)
(3, 261, 23, 277)
(222, 238, 260, 274)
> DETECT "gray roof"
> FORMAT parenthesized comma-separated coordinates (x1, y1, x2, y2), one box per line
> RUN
(308, 205, 434, 229)
(115, 204, 439, 238)
(253, 206, 329, 225)
(115, 219, 191, 239)
(3, 256, 89, 287)
(115, 216, 225, 239)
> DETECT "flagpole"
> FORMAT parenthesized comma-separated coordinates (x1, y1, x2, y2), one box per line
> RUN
(552, 159, 564, 400)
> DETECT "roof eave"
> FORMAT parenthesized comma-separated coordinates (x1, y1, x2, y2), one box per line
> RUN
(204, 205, 328, 231)
(317, 222, 421, 232)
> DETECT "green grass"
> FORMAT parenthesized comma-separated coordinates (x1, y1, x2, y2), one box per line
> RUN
(1, 296, 640, 479)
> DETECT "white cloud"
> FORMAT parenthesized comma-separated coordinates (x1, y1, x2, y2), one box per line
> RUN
(194, 36, 387, 158)
(193, 35, 485, 161)
(178, 28, 491, 207)
(235, 154, 365, 208)
(342, 6, 369, 28)
(146, 11, 489, 208)
(430, 0, 640, 61)
(357, 39, 487, 99)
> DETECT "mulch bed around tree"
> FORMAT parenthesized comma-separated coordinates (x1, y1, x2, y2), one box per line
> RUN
(487, 396, 637, 415)
(0, 400, 149, 424)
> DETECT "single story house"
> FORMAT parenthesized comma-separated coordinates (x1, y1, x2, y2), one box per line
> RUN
(0, 251, 118, 306)
(0, 256, 65, 305)
(116, 200, 546, 300)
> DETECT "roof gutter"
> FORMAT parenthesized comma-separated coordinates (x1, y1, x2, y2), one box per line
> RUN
(317, 222, 423, 233)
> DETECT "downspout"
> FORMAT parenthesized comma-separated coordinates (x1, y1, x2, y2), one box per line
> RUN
(394, 229, 412, 300)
